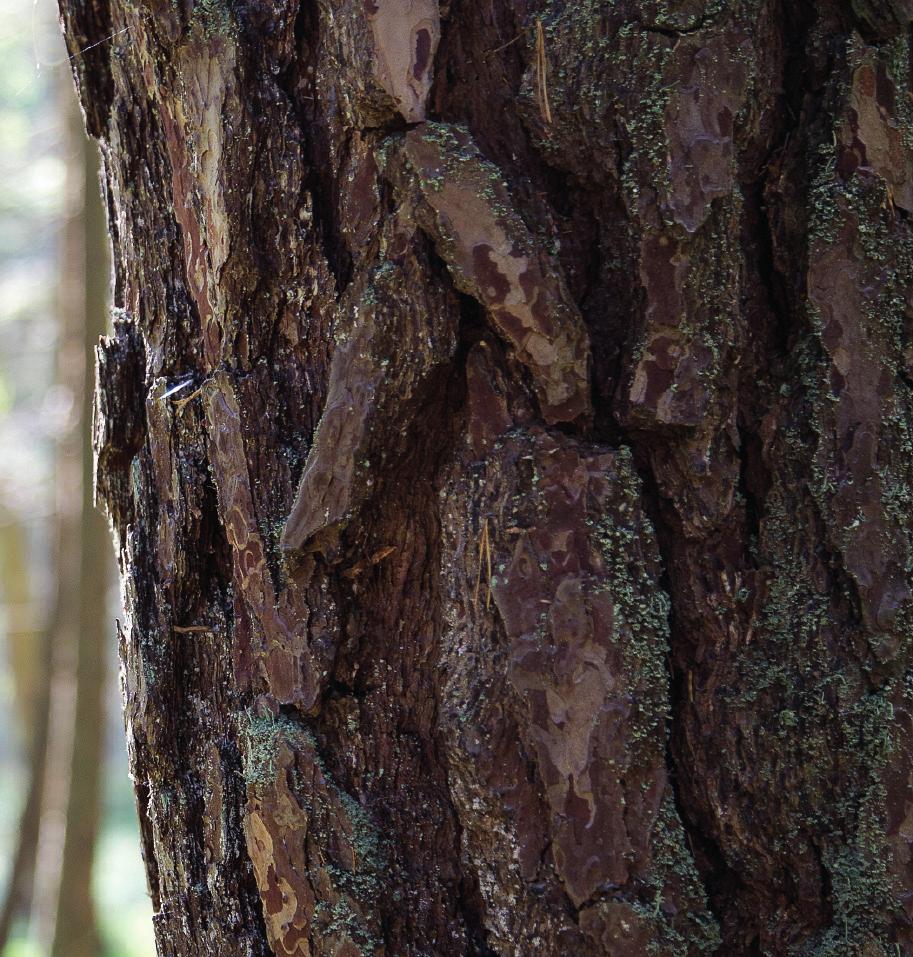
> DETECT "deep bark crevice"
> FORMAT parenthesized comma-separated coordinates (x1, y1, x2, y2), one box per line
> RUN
(64, 0, 913, 951)
(622, 440, 737, 933)
(283, 1, 353, 296)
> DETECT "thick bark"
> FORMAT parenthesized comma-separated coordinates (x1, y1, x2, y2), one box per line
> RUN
(61, 0, 913, 953)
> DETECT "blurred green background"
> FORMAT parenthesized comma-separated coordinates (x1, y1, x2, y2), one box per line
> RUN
(0, 0, 154, 953)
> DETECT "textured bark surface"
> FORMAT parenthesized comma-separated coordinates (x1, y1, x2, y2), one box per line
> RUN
(62, 0, 913, 953)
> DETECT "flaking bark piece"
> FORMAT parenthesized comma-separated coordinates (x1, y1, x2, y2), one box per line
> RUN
(367, 0, 439, 123)
(318, 0, 440, 126)
(241, 711, 385, 957)
(205, 374, 322, 708)
(849, 0, 913, 40)
(384, 124, 592, 425)
(438, 393, 717, 947)
(281, 216, 457, 556)
(94, 315, 145, 533)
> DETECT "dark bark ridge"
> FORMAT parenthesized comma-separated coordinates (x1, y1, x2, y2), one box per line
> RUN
(63, 0, 913, 952)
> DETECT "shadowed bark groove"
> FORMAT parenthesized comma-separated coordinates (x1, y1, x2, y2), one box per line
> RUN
(62, 0, 913, 953)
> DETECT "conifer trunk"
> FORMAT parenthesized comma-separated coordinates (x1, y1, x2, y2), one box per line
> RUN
(61, 0, 913, 952)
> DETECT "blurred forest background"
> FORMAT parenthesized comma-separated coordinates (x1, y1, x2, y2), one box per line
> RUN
(0, 0, 154, 953)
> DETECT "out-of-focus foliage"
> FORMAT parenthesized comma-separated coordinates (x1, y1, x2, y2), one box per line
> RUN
(0, 0, 63, 527)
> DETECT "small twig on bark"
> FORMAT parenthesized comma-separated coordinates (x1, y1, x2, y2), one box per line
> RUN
(487, 33, 521, 56)
(342, 545, 396, 580)
(160, 378, 194, 400)
(473, 518, 493, 609)
(484, 521, 492, 609)
(173, 387, 203, 415)
(535, 20, 552, 125)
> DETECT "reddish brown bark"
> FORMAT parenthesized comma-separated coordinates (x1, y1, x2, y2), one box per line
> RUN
(61, 0, 913, 953)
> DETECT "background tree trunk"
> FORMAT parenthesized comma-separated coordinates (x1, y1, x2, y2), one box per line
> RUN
(0, 74, 109, 956)
(45, 91, 110, 957)
(60, 0, 913, 953)
(28, 77, 109, 957)
(0, 512, 50, 950)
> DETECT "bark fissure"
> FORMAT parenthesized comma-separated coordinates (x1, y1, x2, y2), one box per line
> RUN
(64, 0, 913, 952)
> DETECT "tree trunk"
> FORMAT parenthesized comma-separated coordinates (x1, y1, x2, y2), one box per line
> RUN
(60, 0, 913, 953)
(28, 76, 109, 957)
(46, 91, 110, 957)
(0, 513, 51, 950)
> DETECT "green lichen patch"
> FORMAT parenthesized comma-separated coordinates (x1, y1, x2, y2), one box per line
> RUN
(593, 448, 721, 953)
(639, 796, 723, 955)
(191, 0, 237, 39)
(592, 450, 672, 751)
(239, 709, 299, 787)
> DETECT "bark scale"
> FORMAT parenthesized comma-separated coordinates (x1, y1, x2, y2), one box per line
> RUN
(60, 0, 913, 953)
